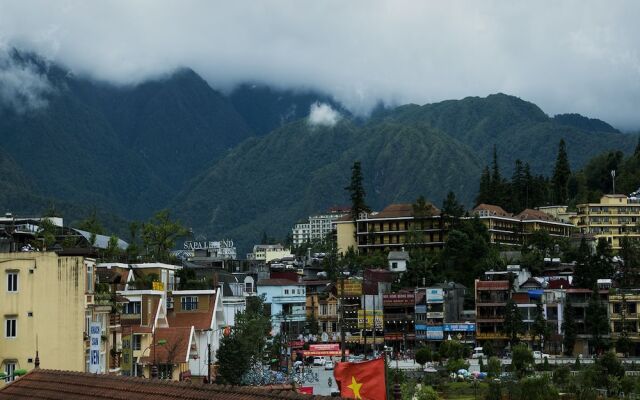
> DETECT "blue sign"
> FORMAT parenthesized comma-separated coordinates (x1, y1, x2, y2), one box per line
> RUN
(443, 323, 476, 332)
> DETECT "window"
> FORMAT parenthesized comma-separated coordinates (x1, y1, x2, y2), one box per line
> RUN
(181, 296, 198, 311)
(7, 273, 17, 292)
(86, 265, 94, 293)
(4, 362, 16, 382)
(284, 289, 289, 295)
(132, 334, 141, 350)
(123, 301, 141, 314)
(5, 318, 16, 338)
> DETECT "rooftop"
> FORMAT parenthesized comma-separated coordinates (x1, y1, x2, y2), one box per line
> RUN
(0, 369, 338, 399)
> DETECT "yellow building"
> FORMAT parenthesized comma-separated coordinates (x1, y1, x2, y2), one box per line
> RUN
(0, 252, 96, 385)
(335, 216, 356, 255)
(576, 194, 640, 250)
(609, 293, 640, 348)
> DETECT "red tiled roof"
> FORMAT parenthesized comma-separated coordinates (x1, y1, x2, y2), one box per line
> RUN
(512, 292, 530, 304)
(473, 204, 512, 217)
(0, 369, 341, 399)
(168, 312, 213, 331)
(374, 203, 441, 219)
(516, 208, 557, 222)
(476, 280, 510, 290)
(140, 327, 193, 364)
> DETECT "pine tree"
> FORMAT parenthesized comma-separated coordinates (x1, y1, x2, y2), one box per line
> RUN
(345, 161, 370, 222)
(562, 297, 577, 356)
(620, 237, 640, 288)
(504, 298, 524, 346)
(489, 146, 505, 207)
(585, 288, 609, 354)
(531, 297, 550, 351)
(510, 159, 526, 212)
(477, 166, 492, 205)
(442, 191, 465, 225)
(552, 139, 572, 204)
(573, 237, 593, 289)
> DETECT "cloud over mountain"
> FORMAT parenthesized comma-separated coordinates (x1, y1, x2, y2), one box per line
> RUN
(0, 1, 639, 128)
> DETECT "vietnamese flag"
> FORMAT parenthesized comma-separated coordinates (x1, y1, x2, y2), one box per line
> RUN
(333, 357, 386, 400)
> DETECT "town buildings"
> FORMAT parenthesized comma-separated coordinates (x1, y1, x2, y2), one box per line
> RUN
(257, 278, 307, 336)
(291, 208, 349, 246)
(576, 194, 640, 250)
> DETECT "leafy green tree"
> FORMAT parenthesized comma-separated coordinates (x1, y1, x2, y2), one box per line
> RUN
(516, 376, 559, 400)
(445, 358, 469, 373)
(551, 139, 571, 204)
(37, 218, 58, 249)
(217, 296, 271, 385)
(103, 235, 122, 261)
(345, 161, 370, 223)
(305, 313, 320, 335)
(552, 366, 571, 388)
(562, 297, 577, 356)
(485, 381, 502, 400)
(487, 356, 501, 378)
(504, 298, 524, 346)
(585, 288, 609, 354)
(415, 347, 432, 367)
(476, 166, 492, 205)
(511, 343, 534, 378)
(439, 340, 465, 360)
(141, 210, 189, 262)
(620, 237, 640, 288)
(531, 297, 550, 350)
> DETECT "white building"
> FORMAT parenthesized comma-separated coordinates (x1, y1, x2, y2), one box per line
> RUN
(246, 244, 292, 263)
(257, 279, 306, 336)
(291, 209, 349, 246)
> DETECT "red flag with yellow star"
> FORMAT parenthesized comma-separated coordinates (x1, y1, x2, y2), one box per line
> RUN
(333, 357, 386, 400)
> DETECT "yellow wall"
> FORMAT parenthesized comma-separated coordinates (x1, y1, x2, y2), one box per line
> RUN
(336, 222, 356, 255)
(0, 252, 91, 383)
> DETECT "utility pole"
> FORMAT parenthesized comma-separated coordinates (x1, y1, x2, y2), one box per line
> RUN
(207, 341, 212, 384)
(340, 272, 346, 362)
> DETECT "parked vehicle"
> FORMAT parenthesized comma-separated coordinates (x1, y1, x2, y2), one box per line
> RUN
(533, 351, 549, 360)
(313, 357, 326, 366)
(325, 361, 334, 370)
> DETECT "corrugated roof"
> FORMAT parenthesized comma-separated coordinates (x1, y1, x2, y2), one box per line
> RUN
(0, 369, 340, 399)
(72, 228, 129, 250)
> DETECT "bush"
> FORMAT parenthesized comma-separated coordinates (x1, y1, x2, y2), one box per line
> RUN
(552, 366, 570, 387)
(511, 344, 534, 378)
(446, 358, 469, 373)
(415, 385, 440, 400)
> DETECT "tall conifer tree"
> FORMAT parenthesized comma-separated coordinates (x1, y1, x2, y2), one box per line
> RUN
(552, 139, 571, 204)
(345, 161, 370, 222)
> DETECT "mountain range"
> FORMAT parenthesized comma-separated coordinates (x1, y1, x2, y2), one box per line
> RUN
(0, 50, 637, 251)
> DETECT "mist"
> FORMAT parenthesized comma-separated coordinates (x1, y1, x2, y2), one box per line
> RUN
(1, 1, 639, 129)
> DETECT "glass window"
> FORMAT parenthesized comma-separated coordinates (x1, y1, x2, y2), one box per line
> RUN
(5, 318, 16, 338)
(132, 334, 141, 350)
(7, 273, 17, 292)
(86, 265, 94, 293)
(181, 296, 198, 311)
(4, 362, 16, 382)
(123, 301, 141, 314)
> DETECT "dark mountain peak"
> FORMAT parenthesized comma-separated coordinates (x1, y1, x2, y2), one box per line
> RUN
(553, 113, 620, 134)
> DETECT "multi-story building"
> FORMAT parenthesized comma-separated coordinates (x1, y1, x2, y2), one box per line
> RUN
(473, 204, 574, 246)
(246, 245, 293, 263)
(474, 280, 510, 345)
(1, 251, 97, 384)
(336, 203, 445, 255)
(576, 194, 640, 250)
(609, 291, 640, 355)
(292, 222, 310, 247)
(537, 205, 578, 224)
(257, 278, 306, 336)
(415, 288, 444, 342)
(166, 289, 226, 380)
(291, 208, 350, 247)
(383, 292, 415, 352)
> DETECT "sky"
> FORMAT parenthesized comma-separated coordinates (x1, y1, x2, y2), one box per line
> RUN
(1, 1, 639, 130)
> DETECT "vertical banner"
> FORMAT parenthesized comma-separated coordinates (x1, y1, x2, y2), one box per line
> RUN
(89, 322, 101, 373)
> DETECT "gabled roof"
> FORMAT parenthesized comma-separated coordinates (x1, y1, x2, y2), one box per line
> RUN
(374, 203, 440, 219)
(140, 327, 195, 364)
(0, 369, 339, 399)
(516, 208, 557, 222)
(388, 251, 410, 261)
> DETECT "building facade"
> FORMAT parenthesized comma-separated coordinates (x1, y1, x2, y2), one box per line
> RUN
(576, 194, 640, 250)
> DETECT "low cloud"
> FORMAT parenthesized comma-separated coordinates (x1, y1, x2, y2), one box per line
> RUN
(0, 48, 52, 113)
(308, 102, 341, 127)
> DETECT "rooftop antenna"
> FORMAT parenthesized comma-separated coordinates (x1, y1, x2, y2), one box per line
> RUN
(611, 170, 616, 194)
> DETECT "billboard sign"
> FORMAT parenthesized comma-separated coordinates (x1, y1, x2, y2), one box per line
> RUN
(426, 288, 444, 302)
(443, 323, 476, 332)
(383, 293, 414, 306)
(357, 310, 383, 329)
(89, 322, 101, 374)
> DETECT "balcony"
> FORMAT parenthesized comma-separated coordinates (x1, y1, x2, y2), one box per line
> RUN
(271, 295, 306, 304)
(273, 312, 307, 322)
